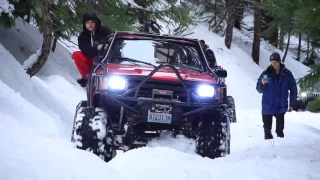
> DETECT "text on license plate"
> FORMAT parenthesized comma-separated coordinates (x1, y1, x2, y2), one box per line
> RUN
(147, 111, 172, 124)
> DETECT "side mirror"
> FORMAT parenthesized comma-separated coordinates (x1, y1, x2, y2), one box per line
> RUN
(214, 68, 227, 78)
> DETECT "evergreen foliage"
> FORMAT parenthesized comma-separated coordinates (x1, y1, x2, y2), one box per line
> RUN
(0, 1, 18, 28)
(297, 64, 320, 90)
(126, 0, 198, 35)
(294, 0, 320, 47)
(74, 0, 134, 31)
(307, 97, 320, 113)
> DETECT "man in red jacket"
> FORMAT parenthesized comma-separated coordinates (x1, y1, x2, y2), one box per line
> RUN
(72, 12, 112, 87)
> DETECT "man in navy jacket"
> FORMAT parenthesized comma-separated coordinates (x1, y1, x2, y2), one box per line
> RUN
(256, 52, 297, 139)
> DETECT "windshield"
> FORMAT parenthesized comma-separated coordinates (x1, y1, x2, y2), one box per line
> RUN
(107, 38, 206, 71)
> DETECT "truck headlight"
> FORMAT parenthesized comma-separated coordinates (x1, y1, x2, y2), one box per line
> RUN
(300, 92, 307, 98)
(197, 84, 215, 97)
(104, 76, 127, 90)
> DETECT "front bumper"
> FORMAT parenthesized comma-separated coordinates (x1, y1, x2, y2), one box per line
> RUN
(92, 64, 226, 124)
(96, 90, 225, 122)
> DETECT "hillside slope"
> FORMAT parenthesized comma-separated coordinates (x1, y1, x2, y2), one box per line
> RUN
(0, 20, 320, 180)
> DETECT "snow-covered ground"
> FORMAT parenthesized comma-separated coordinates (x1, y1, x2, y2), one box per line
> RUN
(1, 17, 320, 180)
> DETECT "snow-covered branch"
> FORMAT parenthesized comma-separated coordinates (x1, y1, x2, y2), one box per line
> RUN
(123, 0, 175, 14)
(0, 0, 15, 17)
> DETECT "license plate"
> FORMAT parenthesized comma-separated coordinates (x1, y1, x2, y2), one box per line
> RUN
(147, 110, 172, 124)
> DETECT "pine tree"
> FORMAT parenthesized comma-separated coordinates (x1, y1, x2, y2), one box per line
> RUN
(125, 0, 197, 35)
(260, 0, 300, 50)
(187, 0, 227, 30)
(298, 65, 320, 90)
(287, 0, 320, 91)
(294, 0, 320, 48)
(252, 0, 262, 65)
(224, 0, 237, 49)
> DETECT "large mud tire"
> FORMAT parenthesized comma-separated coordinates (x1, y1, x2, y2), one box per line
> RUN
(226, 96, 237, 123)
(71, 101, 115, 162)
(196, 107, 230, 159)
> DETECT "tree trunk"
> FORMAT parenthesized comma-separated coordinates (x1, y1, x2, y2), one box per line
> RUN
(234, 1, 244, 30)
(26, 0, 53, 77)
(224, 0, 237, 49)
(307, 37, 310, 60)
(282, 32, 291, 63)
(270, 25, 278, 47)
(279, 27, 285, 51)
(51, 35, 58, 52)
(26, 10, 31, 23)
(252, 0, 262, 65)
(297, 32, 301, 61)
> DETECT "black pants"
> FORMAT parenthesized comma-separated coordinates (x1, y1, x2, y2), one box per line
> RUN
(262, 113, 285, 134)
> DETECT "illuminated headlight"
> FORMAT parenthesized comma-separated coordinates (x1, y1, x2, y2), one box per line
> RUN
(104, 76, 127, 90)
(197, 84, 215, 97)
(300, 92, 307, 98)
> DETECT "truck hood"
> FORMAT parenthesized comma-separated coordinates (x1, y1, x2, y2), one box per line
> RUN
(104, 64, 217, 83)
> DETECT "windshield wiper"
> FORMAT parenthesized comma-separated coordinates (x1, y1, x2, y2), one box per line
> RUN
(119, 57, 156, 68)
(172, 63, 203, 73)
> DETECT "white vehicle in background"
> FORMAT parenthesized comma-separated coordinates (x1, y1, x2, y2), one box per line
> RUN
(295, 84, 320, 111)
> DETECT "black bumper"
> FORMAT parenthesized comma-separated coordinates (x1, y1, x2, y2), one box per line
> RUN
(96, 90, 224, 117)
(92, 64, 226, 124)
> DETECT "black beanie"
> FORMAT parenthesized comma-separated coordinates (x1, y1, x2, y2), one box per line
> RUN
(270, 52, 281, 62)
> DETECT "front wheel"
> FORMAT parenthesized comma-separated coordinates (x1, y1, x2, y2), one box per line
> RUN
(71, 102, 115, 162)
(195, 107, 230, 159)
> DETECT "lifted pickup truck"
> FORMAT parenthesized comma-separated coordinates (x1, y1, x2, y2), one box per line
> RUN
(296, 84, 320, 111)
(71, 31, 235, 162)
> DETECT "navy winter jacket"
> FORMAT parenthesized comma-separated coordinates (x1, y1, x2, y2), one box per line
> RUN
(256, 64, 297, 115)
(78, 12, 112, 57)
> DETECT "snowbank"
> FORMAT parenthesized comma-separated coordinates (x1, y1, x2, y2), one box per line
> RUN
(108, 109, 320, 180)
(0, 17, 82, 84)
(232, 29, 310, 79)
(0, 42, 123, 180)
(188, 24, 263, 110)
(239, 14, 311, 79)
(0, 43, 86, 138)
(0, 110, 122, 180)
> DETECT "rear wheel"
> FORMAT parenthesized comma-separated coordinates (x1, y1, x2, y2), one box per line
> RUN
(71, 101, 116, 162)
(196, 107, 230, 159)
(226, 96, 237, 123)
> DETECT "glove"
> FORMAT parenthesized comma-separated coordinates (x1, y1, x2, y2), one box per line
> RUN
(107, 36, 113, 42)
(97, 44, 103, 50)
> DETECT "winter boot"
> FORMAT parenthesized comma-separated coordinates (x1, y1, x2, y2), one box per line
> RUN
(264, 131, 273, 140)
(77, 78, 88, 87)
(276, 131, 284, 138)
